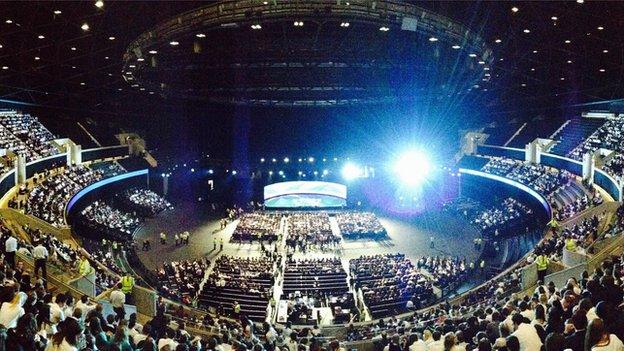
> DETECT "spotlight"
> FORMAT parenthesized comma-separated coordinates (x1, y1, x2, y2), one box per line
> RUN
(394, 150, 431, 187)
(340, 22, 350, 27)
(283, 157, 290, 163)
(169, 41, 179, 46)
(95, 0, 104, 8)
(208, 169, 214, 174)
(342, 163, 362, 180)
(232, 170, 237, 175)
(308, 157, 314, 163)
(81, 23, 90, 31)
(379, 26, 390, 32)
(278, 170, 284, 176)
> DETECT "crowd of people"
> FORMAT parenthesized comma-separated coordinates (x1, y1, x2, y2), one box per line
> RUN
(481, 157, 600, 222)
(232, 213, 282, 242)
(282, 257, 353, 324)
(157, 258, 209, 305)
(470, 198, 533, 237)
(200, 255, 278, 320)
(482, 158, 573, 197)
(80, 200, 142, 240)
(335, 212, 387, 240)
(119, 188, 173, 217)
(416, 256, 469, 291)
(350, 254, 436, 318)
(12, 165, 106, 227)
(0, 111, 59, 171)
(285, 213, 339, 252)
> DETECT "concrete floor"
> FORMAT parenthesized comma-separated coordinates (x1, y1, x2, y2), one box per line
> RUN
(133, 202, 483, 272)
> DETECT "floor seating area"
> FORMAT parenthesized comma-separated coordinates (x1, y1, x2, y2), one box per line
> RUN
(285, 212, 339, 251)
(231, 212, 281, 242)
(335, 212, 387, 239)
(349, 253, 435, 319)
(282, 258, 353, 324)
(199, 255, 277, 321)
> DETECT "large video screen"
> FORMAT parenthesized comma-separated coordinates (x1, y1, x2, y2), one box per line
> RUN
(264, 181, 347, 208)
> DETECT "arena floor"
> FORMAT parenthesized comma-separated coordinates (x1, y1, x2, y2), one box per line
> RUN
(133, 202, 483, 273)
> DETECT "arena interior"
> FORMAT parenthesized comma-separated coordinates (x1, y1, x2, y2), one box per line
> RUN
(0, 1, 624, 351)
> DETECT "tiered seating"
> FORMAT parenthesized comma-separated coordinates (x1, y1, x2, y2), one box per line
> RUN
(569, 117, 624, 159)
(199, 255, 276, 321)
(470, 197, 533, 237)
(283, 258, 353, 323)
(157, 258, 209, 305)
(0, 110, 59, 161)
(17, 165, 107, 227)
(79, 200, 142, 241)
(416, 256, 468, 291)
(285, 212, 339, 250)
(549, 118, 606, 156)
(480, 157, 594, 221)
(231, 212, 281, 242)
(283, 258, 349, 294)
(118, 187, 172, 217)
(350, 254, 435, 318)
(507, 117, 561, 148)
(88, 160, 126, 177)
(482, 121, 522, 146)
(335, 212, 387, 239)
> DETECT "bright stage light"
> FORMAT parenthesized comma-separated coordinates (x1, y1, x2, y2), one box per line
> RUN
(341, 163, 362, 180)
(394, 150, 431, 186)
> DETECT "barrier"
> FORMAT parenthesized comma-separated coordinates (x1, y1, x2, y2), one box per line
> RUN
(65, 169, 149, 219)
(544, 263, 587, 289)
(562, 249, 589, 268)
(81, 145, 129, 162)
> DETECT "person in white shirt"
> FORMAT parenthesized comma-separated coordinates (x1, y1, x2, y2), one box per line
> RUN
(510, 313, 543, 351)
(49, 293, 67, 325)
(408, 333, 426, 351)
(428, 331, 444, 351)
(33, 241, 49, 284)
(74, 295, 96, 319)
(0, 291, 26, 328)
(157, 329, 179, 350)
(586, 318, 624, 351)
(5, 235, 17, 269)
(109, 283, 126, 321)
(45, 317, 83, 351)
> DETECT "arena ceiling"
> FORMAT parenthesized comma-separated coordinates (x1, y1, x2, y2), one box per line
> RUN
(0, 1, 623, 114)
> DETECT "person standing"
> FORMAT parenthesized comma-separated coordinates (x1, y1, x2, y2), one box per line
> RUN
(213, 238, 217, 251)
(120, 273, 135, 305)
(220, 238, 224, 251)
(78, 256, 92, 277)
(160, 232, 167, 245)
(32, 240, 48, 284)
(5, 235, 17, 269)
(535, 251, 549, 283)
(110, 283, 126, 321)
(174, 233, 180, 246)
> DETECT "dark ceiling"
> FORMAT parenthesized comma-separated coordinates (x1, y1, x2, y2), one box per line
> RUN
(0, 1, 623, 119)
